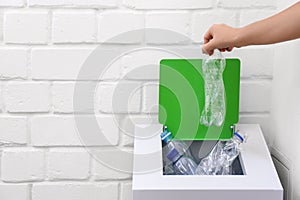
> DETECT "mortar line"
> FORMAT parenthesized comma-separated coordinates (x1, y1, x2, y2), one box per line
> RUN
(28, 184, 32, 200)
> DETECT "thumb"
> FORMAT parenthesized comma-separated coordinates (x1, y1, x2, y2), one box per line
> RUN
(202, 40, 216, 56)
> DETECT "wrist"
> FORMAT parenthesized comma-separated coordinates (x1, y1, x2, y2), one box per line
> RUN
(233, 28, 244, 48)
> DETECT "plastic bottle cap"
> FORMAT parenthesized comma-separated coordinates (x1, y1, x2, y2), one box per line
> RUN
(160, 129, 168, 139)
(161, 130, 172, 143)
(234, 132, 244, 142)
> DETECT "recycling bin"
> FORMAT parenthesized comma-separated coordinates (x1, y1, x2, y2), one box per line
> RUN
(132, 124, 283, 200)
(132, 59, 283, 200)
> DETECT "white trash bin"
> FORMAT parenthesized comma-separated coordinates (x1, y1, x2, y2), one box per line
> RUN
(132, 124, 283, 200)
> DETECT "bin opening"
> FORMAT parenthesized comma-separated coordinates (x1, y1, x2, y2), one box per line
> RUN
(161, 140, 245, 176)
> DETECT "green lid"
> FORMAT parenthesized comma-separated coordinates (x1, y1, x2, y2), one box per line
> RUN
(158, 59, 240, 140)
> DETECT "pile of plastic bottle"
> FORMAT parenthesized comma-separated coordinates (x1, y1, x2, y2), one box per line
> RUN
(161, 127, 246, 175)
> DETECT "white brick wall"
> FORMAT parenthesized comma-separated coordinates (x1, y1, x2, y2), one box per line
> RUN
(0, 12, 3, 41)
(31, 48, 94, 80)
(121, 182, 133, 200)
(240, 10, 276, 26)
(240, 81, 272, 112)
(97, 82, 142, 113)
(0, 48, 28, 79)
(119, 115, 159, 146)
(32, 183, 118, 200)
(0, 116, 27, 145)
(226, 47, 274, 78)
(121, 49, 179, 80)
(0, 85, 3, 112)
(31, 116, 82, 146)
(0, 0, 25, 7)
(145, 12, 190, 44)
(191, 10, 238, 42)
(217, 0, 276, 8)
(0, 184, 28, 200)
(28, 0, 118, 8)
(91, 149, 133, 180)
(47, 149, 90, 180)
(0, 0, 278, 199)
(52, 10, 96, 43)
(97, 12, 144, 43)
(31, 115, 119, 146)
(92, 157, 132, 180)
(142, 83, 159, 113)
(123, 0, 212, 10)
(5, 82, 50, 112)
(4, 11, 49, 44)
(52, 82, 95, 113)
(1, 149, 45, 182)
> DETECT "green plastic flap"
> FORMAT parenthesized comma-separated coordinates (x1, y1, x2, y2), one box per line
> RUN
(158, 59, 240, 140)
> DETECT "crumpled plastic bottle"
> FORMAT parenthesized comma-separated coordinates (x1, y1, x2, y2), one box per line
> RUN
(195, 132, 246, 175)
(200, 49, 226, 127)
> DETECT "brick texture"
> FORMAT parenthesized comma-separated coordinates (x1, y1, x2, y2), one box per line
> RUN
(0, 0, 25, 7)
(47, 149, 90, 180)
(240, 81, 272, 112)
(52, 82, 95, 113)
(0, 12, 3, 41)
(240, 10, 276, 26)
(0, 48, 28, 79)
(124, 0, 212, 9)
(217, 0, 277, 8)
(91, 150, 132, 180)
(191, 10, 238, 42)
(145, 12, 190, 44)
(142, 83, 159, 113)
(121, 182, 133, 200)
(97, 12, 144, 43)
(52, 10, 96, 43)
(28, 0, 118, 8)
(0, 184, 29, 200)
(32, 183, 118, 200)
(4, 11, 48, 44)
(1, 149, 45, 182)
(226, 47, 274, 78)
(97, 82, 142, 113)
(0, 116, 27, 145)
(31, 48, 94, 80)
(5, 82, 50, 112)
(31, 115, 119, 146)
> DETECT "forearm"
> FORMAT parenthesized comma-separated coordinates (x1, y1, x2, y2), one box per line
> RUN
(235, 2, 300, 47)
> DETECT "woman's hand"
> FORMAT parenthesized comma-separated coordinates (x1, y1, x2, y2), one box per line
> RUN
(202, 2, 300, 55)
(202, 24, 240, 55)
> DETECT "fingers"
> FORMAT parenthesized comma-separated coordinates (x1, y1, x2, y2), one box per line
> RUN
(203, 44, 233, 55)
(226, 47, 233, 52)
(220, 47, 233, 52)
(203, 26, 217, 55)
(202, 24, 236, 55)
(203, 27, 213, 44)
(202, 40, 216, 56)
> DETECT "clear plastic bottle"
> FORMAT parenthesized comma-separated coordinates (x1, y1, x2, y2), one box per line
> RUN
(163, 162, 175, 175)
(161, 129, 194, 175)
(161, 130, 192, 156)
(195, 132, 245, 175)
(166, 148, 197, 175)
(161, 129, 192, 162)
(200, 49, 226, 127)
